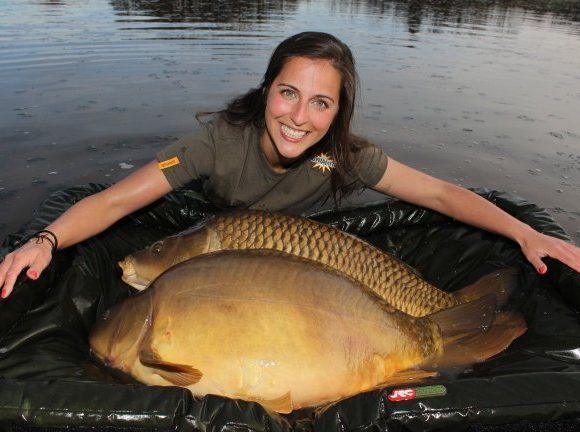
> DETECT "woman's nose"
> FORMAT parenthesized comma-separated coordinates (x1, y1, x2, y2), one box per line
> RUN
(290, 100, 308, 126)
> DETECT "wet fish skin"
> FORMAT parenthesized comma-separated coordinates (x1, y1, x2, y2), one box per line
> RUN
(94, 251, 445, 412)
(120, 211, 459, 317)
(89, 288, 152, 373)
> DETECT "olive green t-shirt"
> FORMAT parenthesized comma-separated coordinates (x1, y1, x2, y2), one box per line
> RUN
(156, 115, 388, 215)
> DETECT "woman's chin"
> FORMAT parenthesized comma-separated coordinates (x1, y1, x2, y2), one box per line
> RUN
(275, 138, 310, 161)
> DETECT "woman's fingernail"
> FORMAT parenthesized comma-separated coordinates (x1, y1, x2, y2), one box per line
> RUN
(28, 270, 38, 279)
(539, 266, 547, 274)
(1, 290, 6, 299)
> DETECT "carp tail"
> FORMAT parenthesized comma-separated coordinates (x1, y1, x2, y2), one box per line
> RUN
(430, 294, 497, 341)
(454, 267, 519, 310)
(433, 311, 527, 368)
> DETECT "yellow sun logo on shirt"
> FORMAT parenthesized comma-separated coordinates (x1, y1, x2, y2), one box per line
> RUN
(310, 152, 336, 174)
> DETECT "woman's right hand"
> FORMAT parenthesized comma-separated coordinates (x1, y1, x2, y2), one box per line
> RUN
(0, 160, 173, 300)
(0, 239, 53, 299)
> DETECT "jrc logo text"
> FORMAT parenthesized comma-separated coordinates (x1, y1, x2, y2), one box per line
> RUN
(386, 385, 447, 402)
(387, 388, 416, 402)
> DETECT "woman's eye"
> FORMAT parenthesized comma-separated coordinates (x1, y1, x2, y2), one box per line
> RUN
(281, 89, 296, 99)
(313, 99, 329, 110)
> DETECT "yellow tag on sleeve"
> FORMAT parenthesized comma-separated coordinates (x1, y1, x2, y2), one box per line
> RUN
(158, 157, 180, 170)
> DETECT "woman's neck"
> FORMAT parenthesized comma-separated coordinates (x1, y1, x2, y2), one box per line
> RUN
(259, 129, 293, 173)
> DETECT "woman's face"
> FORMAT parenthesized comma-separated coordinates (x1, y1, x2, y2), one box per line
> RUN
(261, 56, 341, 169)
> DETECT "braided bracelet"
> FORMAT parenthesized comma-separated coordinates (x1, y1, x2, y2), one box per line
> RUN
(27, 230, 59, 255)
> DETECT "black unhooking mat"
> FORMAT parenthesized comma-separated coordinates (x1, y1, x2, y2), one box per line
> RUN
(1, 184, 579, 432)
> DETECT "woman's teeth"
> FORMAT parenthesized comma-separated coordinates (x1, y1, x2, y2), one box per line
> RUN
(281, 124, 307, 139)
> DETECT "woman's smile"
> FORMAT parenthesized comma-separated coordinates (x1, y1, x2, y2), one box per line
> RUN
(280, 123, 309, 141)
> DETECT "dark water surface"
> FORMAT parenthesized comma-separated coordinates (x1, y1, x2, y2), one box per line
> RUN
(1, 0, 579, 241)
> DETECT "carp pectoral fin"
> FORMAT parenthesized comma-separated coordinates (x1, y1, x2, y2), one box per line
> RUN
(139, 349, 202, 386)
(154, 368, 203, 387)
(430, 294, 497, 341)
(433, 311, 527, 368)
(454, 268, 518, 309)
(236, 391, 293, 414)
(373, 369, 437, 390)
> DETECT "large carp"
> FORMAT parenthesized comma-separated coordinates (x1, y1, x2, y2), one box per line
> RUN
(92, 250, 526, 413)
(120, 211, 511, 317)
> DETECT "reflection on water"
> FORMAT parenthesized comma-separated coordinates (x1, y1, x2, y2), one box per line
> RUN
(111, 0, 299, 23)
(110, 0, 580, 26)
(0, 0, 578, 240)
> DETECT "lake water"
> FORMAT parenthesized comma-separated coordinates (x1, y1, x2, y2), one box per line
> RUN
(0, 0, 579, 241)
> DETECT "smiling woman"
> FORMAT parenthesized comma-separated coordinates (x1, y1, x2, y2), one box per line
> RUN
(216, 31, 378, 204)
(0, 31, 579, 299)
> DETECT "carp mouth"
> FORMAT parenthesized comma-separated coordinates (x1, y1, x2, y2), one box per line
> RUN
(121, 274, 151, 291)
(118, 259, 151, 291)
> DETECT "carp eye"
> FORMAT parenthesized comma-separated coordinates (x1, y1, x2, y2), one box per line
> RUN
(151, 242, 163, 254)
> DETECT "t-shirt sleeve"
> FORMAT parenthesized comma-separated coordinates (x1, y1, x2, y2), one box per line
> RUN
(352, 145, 389, 187)
(156, 121, 216, 189)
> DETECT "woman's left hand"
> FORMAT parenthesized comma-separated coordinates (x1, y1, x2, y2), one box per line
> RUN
(518, 228, 580, 275)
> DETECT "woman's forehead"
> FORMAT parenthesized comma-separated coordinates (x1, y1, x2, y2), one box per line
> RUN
(275, 57, 341, 98)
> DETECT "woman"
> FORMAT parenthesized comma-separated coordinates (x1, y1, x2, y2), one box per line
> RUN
(0, 32, 578, 299)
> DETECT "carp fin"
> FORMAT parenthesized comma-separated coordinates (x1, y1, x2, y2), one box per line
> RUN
(153, 368, 203, 387)
(432, 311, 527, 368)
(454, 268, 519, 309)
(139, 349, 202, 386)
(236, 391, 293, 414)
(372, 370, 437, 391)
(430, 294, 497, 341)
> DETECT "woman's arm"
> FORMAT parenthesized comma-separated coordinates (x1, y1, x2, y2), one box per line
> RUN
(373, 157, 580, 274)
(0, 161, 172, 298)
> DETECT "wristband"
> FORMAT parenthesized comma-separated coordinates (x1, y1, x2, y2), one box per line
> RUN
(26, 230, 59, 255)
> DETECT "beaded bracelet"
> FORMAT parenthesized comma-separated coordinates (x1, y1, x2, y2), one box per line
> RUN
(27, 230, 59, 255)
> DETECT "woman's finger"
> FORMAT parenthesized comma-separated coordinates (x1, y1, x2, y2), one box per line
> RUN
(526, 252, 547, 275)
(1, 268, 22, 298)
(0, 253, 16, 291)
(1, 254, 34, 298)
(26, 253, 52, 280)
(26, 268, 40, 280)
